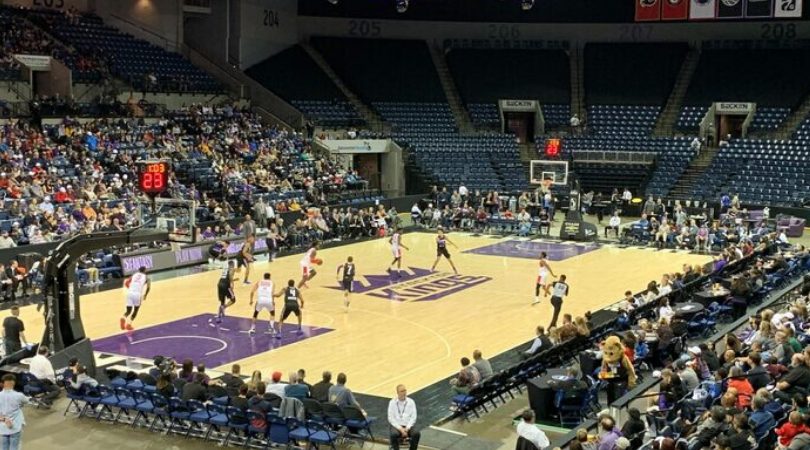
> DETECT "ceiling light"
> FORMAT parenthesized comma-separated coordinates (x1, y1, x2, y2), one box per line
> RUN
(395, 0, 409, 13)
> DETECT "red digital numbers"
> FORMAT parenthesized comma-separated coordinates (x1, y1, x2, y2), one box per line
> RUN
(138, 161, 168, 195)
(140, 172, 164, 191)
(545, 138, 561, 157)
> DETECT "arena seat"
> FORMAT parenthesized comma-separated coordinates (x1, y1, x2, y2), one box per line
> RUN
(22, 8, 221, 92)
(377, 102, 526, 192)
(311, 37, 445, 103)
(446, 48, 570, 129)
(694, 138, 810, 206)
(677, 106, 790, 132)
(685, 48, 810, 109)
(584, 43, 688, 106)
(245, 45, 364, 127)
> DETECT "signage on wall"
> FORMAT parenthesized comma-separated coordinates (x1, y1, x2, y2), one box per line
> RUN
(715, 102, 754, 114)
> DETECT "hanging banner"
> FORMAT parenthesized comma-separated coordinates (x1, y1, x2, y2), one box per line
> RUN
(717, 0, 745, 18)
(774, 0, 803, 17)
(690, 0, 718, 18)
(635, 0, 662, 21)
(662, 0, 690, 19)
(746, 0, 775, 17)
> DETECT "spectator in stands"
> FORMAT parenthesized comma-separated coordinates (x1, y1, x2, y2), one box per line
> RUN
(229, 384, 249, 410)
(621, 407, 646, 440)
(2, 306, 27, 355)
(0, 373, 28, 450)
(267, 371, 286, 398)
(597, 416, 622, 450)
(549, 365, 587, 391)
(524, 326, 552, 358)
(748, 395, 775, 443)
(517, 410, 550, 450)
(775, 354, 810, 402)
(69, 365, 98, 392)
(746, 352, 771, 391)
(220, 364, 244, 398)
(329, 373, 365, 414)
(605, 211, 621, 238)
(29, 345, 60, 407)
(297, 369, 311, 391)
(691, 137, 701, 155)
(284, 372, 308, 400)
(472, 350, 493, 380)
(517, 208, 531, 236)
(311, 371, 333, 403)
(450, 357, 480, 395)
(0, 232, 15, 250)
(570, 115, 580, 131)
(388, 384, 421, 450)
(181, 373, 208, 402)
(156, 374, 175, 399)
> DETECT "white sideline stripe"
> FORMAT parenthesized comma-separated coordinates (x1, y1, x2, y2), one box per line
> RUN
(427, 426, 467, 437)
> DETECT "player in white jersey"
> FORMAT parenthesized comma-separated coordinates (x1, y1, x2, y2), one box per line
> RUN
(297, 242, 320, 289)
(249, 272, 276, 336)
(387, 228, 409, 276)
(533, 252, 556, 305)
(120, 266, 150, 330)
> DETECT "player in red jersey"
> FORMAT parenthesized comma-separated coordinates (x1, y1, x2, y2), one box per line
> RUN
(121, 267, 151, 330)
(387, 227, 409, 276)
(533, 252, 556, 305)
(297, 242, 321, 289)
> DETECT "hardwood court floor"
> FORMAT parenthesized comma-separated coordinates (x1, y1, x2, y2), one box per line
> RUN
(15, 233, 708, 397)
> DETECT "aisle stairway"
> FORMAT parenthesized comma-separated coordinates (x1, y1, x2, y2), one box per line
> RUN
(668, 145, 718, 199)
(773, 93, 810, 140)
(570, 46, 586, 123)
(653, 45, 702, 137)
(300, 42, 385, 131)
(428, 44, 475, 134)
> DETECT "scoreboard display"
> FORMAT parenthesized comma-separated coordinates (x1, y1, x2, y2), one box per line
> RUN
(137, 160, 169, 196)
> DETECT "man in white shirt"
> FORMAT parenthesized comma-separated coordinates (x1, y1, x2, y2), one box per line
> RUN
(621, 188, 632, 207)
(458, 183, 468, 199)
(605, 211, 621, 238)
(691, 137, 701, 155)
(388, 384, 420, 450)
(569, 115, 580, 128)
(266, 371, 287, 398)
(28, 345, 60, 407)
(0, 232, 16, 249)
(517, 410, 549, 449)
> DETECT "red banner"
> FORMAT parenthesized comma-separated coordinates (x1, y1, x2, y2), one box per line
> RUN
(635, 0, 662, 21)
(661, 0, 690, 19)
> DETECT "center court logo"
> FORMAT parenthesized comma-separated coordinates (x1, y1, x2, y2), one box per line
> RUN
(329, 267, 492, 302)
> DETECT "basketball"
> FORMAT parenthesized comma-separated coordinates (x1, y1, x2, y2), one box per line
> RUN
(313, 258, 323, 265)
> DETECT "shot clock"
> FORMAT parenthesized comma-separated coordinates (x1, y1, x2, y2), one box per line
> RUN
(136, 160, 169, 196)
(544, 138, 561, 157)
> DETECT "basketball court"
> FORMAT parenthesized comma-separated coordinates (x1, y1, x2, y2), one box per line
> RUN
(14, 231, 708, 398)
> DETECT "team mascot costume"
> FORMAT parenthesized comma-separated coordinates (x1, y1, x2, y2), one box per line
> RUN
(599, 335, 637, 404)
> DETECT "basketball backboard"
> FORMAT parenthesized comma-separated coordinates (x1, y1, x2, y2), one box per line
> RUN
(136, 198, 196, 244)
(530, 160, 569, 186)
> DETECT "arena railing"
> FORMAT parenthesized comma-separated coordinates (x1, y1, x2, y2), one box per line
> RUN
(571, 150, 657, 164)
